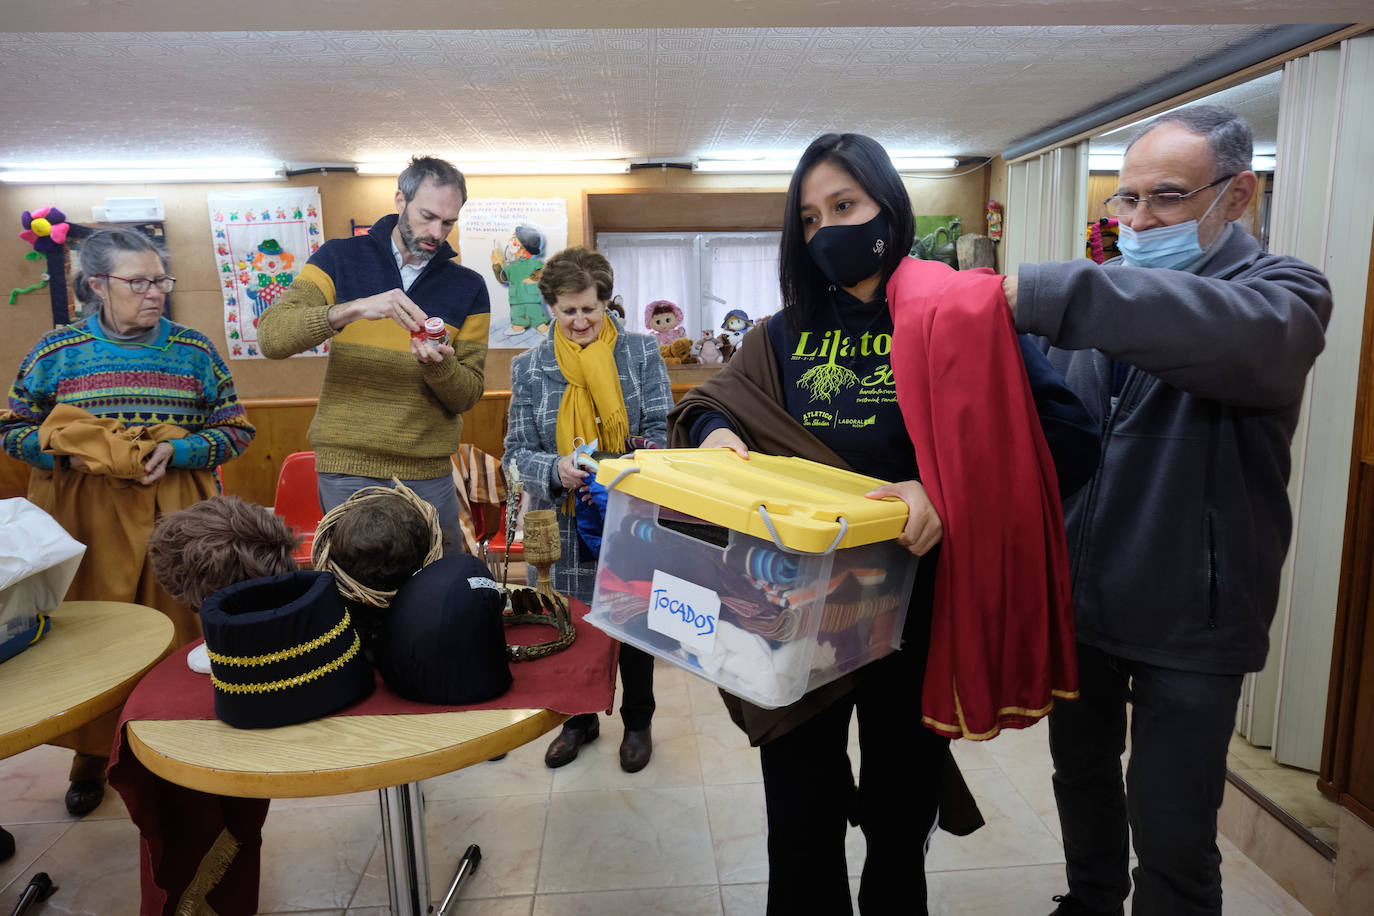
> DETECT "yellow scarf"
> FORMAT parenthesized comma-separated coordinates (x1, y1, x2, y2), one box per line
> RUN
(554, 316, 629, 459)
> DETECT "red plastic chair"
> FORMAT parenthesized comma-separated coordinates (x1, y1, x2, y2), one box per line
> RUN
(481, 501, 524, 568)
(272, 451, 322, 567)
(479, 464, 525, 573)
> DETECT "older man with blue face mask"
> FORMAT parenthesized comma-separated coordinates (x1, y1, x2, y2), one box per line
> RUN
(1002, 105, 1332, 916)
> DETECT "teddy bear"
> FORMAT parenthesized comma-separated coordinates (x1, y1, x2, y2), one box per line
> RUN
(659, 337, 697, 365)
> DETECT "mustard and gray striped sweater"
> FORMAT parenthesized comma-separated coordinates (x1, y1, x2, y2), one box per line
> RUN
(258, 215, 489, 479)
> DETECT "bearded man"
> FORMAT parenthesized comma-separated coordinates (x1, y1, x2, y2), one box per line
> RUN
(260, 156, 489, 548)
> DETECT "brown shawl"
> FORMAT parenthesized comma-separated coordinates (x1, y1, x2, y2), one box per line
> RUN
(667, 316, 984, 836)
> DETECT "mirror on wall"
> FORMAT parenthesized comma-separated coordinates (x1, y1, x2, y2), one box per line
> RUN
(1086, 70, 1343, 856)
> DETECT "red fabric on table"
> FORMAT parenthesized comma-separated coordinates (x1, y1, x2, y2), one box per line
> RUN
(886, 258, 1077, 741)
(109, 599, 615, 916)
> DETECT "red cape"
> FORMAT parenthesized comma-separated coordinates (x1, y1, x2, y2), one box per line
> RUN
(887, 257, 1077, 739)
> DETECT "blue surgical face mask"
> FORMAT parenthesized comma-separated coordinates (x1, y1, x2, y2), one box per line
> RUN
(1116, 177, 1232, 270)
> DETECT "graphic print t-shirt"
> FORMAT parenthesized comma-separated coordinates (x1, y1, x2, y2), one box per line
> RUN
(772, 289, 917, 483)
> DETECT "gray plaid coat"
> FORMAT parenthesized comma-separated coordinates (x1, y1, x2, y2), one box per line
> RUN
(504, 317, 672, 603)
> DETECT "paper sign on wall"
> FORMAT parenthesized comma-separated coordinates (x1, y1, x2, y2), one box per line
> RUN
(208, 188, 325, 359)
(647, 570, 720, 655)
(456, 197, 569, 350)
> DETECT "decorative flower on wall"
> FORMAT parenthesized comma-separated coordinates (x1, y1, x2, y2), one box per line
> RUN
(19, 206, 71, 254)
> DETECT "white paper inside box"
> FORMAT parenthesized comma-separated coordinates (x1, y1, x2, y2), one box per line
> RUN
(588, 489, 918, 709)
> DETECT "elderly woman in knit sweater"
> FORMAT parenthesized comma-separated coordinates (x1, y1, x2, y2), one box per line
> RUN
(0, 228, 254, 816)
(504, 246, 672, 773)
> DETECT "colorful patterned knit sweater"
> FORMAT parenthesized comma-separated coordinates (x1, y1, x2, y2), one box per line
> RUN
(2, 315, 254, 471)
(257, 214, 490, 480)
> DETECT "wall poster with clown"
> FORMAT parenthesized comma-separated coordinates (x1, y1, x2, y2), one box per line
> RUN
(207, 187, 324, 359)
(456, 198, 568, 349)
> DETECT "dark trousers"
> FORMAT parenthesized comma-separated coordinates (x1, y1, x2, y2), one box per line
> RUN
(566, 642, 656, 732)
(758, 636, 948, 916)
(1049, 642, 1243, 916)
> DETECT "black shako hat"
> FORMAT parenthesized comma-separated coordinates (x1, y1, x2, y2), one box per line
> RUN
(199, 570, 375, 729)
(376, 555, 513, 705)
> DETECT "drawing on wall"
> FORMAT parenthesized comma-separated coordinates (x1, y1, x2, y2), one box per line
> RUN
(457, 198, 568, 348)
(209, 187, 324, 359)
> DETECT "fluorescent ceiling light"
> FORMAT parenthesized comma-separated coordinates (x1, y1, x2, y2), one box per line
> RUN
(0, 161, 283, 183)
(1251, 156, 1277, 171)
(695, 158, 800, 173)
(357, 160, 629, 175)
(698, 155, 956, 173)
(890, 157, 958, 171)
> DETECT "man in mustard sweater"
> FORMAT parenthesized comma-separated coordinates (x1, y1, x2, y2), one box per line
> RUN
(259, 156, 489, 548)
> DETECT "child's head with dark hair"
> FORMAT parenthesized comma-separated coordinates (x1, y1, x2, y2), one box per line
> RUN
(148, 496, 301, 609)
(326, 494, 432, 594)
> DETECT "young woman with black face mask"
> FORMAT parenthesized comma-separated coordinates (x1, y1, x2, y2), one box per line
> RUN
(667, 133, 1099, 915)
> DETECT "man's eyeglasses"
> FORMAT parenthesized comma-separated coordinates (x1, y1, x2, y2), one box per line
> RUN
(96, 274, 176, 294)
(1103, 175, 1235, 218)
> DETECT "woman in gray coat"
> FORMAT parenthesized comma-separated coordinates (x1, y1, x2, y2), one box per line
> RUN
(504, 246, 673, 772)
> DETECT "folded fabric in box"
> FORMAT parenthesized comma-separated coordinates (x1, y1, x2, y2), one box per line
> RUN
(376, 555, 513, 704)
(199, 570, 375, 729)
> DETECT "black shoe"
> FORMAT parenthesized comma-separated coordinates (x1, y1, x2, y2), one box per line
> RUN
(544, 722, 599, 769)
(1049, 894, 1124, 916)
(65, 778, 105, 817)
(619, 727, 652, 773)
(0, 826, 13, 863)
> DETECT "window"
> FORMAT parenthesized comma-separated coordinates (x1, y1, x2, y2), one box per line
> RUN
(597, 231, 782, 343)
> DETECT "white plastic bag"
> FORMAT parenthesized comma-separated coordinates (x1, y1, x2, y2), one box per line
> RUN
(0, 497, 87, 638)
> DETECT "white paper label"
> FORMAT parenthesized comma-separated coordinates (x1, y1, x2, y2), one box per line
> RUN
(646, 570, 720, 654)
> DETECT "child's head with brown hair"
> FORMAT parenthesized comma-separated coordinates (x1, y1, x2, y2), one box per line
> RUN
(311, 481, 445, 609)
(148, 496, 301, 610)
(325, 494, 433, 594)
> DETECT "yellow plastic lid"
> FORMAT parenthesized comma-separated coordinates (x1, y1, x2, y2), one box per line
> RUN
(596, 449, 908, 554)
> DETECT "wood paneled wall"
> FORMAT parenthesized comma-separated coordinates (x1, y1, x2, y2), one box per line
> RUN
(0, 378, 707, 507)
(1321, 226, 1374, 829)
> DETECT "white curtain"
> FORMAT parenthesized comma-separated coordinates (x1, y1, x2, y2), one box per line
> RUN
(597, 233, 701, 338)
(1246, 34, 1374, 770)
(1003, 141, 1089, 275)
(703, 233, 782, 336)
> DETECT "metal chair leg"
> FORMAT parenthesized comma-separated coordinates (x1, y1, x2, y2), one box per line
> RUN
(436, 844, 482, 915)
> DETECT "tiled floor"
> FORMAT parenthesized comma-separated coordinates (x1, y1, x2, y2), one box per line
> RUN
(1, 666, 1312, 914)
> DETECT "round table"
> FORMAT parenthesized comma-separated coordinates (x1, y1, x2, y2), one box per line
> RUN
(127, 702, 565, 914)
(0, 601, 175, 759)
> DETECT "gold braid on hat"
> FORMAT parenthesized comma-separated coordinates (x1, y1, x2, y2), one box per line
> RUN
(311, 480, 443, 607)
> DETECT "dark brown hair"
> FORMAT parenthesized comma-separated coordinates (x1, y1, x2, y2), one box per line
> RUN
(148, 496, 300, 610)
(327, 495, 432, 593)
(537, 245, 614, 306)
(780, 133, 915, 331)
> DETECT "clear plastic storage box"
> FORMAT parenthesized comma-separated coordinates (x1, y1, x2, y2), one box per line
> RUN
(587, 450, 919, 709)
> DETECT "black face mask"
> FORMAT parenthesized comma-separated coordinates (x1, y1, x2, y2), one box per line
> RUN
(806, 210, 891, 289)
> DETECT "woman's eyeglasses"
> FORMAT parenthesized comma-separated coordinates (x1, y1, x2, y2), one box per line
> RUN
(96, 274, 176, 294)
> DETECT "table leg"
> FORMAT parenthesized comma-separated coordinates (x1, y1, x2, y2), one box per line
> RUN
(378, 782, 431, 915)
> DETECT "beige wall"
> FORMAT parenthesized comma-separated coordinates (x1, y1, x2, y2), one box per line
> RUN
(0, 165, 987, 398)
(987, 155, 1010, 272)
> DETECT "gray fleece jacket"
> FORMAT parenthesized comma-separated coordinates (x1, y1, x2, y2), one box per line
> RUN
(1016, 226, 1331, 674)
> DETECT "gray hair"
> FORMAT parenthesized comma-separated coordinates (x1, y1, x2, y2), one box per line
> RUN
(397, 155, 467, 203)
(72, 228, 166, 310)
(1127, 104, 1253, 180)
